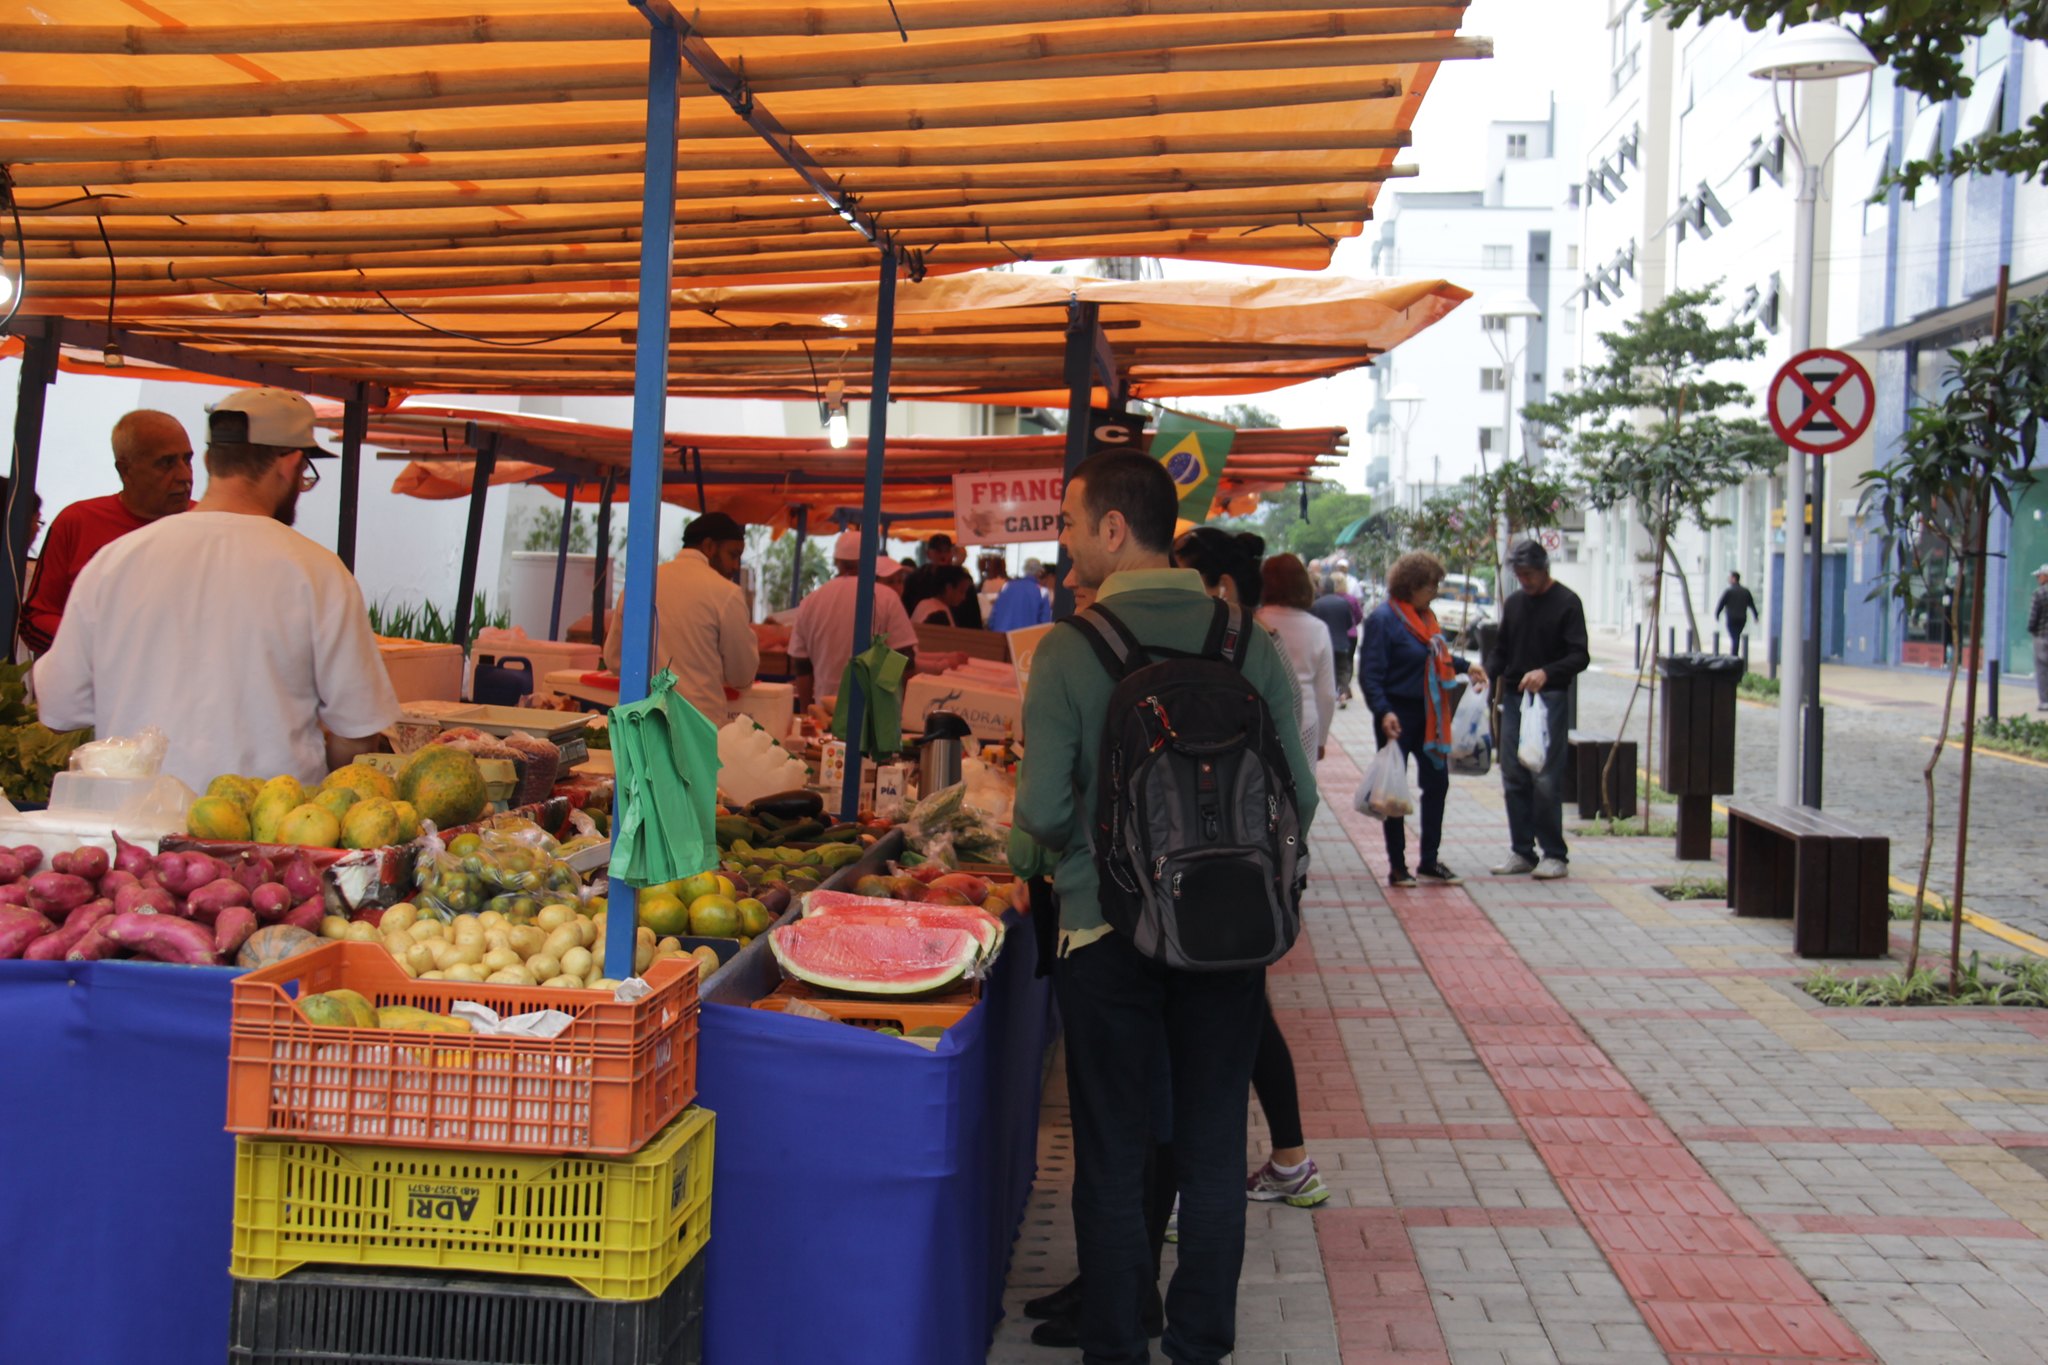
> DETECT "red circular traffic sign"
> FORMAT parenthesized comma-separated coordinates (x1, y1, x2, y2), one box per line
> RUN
(1768, 348, 1874, 456)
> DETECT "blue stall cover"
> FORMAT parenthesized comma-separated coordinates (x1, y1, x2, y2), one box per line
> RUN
(0, 960, 240, 1364)
(697, 915, 1053, 1365)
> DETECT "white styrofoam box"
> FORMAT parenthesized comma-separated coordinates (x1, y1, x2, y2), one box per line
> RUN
(377, 638, 465, 704)
(0, 772, 196, 858)
(904, 672, 1022, 742)
(731, 682, 795, 740)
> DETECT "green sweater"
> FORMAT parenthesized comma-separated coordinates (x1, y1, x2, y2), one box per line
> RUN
(1010, 568, 1320, 944)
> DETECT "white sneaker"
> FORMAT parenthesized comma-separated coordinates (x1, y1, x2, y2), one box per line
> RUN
(1532, 858, 1569, 880)
(1491, 854, 1537, 876)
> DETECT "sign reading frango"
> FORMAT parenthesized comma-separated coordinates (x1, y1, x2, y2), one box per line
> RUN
(953, 469, 1064, 544)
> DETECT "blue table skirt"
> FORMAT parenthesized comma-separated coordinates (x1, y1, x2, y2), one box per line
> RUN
(0, 925, 1053, 1365)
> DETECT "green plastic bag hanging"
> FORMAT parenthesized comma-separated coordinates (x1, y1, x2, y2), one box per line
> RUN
(831, 635, 909, 759)
(606, 668, 722, 888)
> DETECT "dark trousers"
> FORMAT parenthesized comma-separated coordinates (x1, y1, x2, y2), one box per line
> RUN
(1500, 690, 1569, 863)
(1374, 701, 1449, 873)
(1250, 998, 1303, 1151)
(1054, 932, 1266, 1365)
(1334, 644, 1356, 698)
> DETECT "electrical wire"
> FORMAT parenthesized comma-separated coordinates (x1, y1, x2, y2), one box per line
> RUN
(89, 188, 116, 353)
(371, 287, 624, 347)
(0, 168, 26, 334)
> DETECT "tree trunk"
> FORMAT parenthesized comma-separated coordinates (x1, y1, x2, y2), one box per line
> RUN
(1908, 560, 1965, 978)
(1640, 513, 1668, 834)
(1664, 541, 1702, 645)
(1950, 491, 1993, 988)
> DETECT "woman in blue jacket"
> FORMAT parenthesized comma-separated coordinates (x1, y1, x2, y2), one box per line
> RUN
(1360, 551, 1486, 887)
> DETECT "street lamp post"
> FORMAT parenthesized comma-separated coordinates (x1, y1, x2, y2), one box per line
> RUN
(1749, 22, 1876, 807)
(1388, 384, 1425, 512)
(1482, 297, 1543, 594)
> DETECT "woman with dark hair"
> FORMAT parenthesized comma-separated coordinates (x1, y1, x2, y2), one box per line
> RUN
(1256, 554, 1337, 764)
(1359, 550, 1487, 888)
(908, 564, 974, 626)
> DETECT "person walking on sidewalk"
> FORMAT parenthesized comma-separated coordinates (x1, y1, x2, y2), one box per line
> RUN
(1486, 539, 1588, 882)
(1715, 572, 1758, 657)
(1360, 550, 1486, 888)
(2031, 564, 2048, 712)
(1014, 450, 1318, 1365)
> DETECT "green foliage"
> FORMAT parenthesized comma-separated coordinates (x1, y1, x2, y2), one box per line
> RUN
(1979, 715, 2048, 760)
(752, 527, 832, 610)
(1468, 459, 1577, 543)
(1645, 0, 2048, 196)
(1188, 402, 1282, 430)
(1658, 874, 1729, 900)
(0, 662, 91, 805)
(519, 505, 595, 555)
(1804, 954, 2048, 1007)
(1574, 815, 1730, 839)
(368, 594, 511, 646)
(1405, 488, 1495, 582)
(1737, 671, 1781, 701)
(1890, 894, 1953, 922)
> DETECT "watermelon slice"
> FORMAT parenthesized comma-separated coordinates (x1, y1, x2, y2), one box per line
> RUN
(803, 890, 1004, 956)
(768, 919, 982, 996)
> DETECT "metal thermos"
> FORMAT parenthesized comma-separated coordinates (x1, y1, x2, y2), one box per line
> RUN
(918, 711, 972, 795)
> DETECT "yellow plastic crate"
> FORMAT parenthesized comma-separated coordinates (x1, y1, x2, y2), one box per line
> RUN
(231, 1106, 713, 1300)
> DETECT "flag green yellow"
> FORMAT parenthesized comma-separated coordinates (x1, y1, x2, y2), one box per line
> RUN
(1149, 412, 1236, 522)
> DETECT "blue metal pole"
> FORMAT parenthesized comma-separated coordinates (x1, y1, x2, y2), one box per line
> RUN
(838, 247, 900, 823)
(548, 479, 580, 641)
(788, 503, 809, 611)
(609, 6, 681, 972)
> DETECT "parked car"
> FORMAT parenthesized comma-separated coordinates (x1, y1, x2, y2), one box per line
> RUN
(1434, 573, 1494, 647)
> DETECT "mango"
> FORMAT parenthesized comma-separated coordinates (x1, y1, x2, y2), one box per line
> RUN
(390, 800, 422, 841)
(250, 777, 308, 844)
(312, 787, 358, 823)
(277, 803, 343, 849)
(187, 795, 253, 842)
(341, 797, 404, 851)
(324, 763, 399, 804)
(205, 774, 261, 811)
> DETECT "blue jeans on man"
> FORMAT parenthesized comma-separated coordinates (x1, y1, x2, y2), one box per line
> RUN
(1499, 690, 1569, 865)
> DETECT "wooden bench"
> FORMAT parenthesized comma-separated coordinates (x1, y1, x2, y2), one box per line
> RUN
(1564, 732, 1637, 819)
(1724, 800, 1890, 958)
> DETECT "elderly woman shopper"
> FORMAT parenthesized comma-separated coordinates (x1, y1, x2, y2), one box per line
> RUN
(1360, 551, 1486, 887)
(1256, 554, 1337, 762)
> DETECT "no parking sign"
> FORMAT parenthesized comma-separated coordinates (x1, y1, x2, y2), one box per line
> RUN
(1768, 348, 1874, 456)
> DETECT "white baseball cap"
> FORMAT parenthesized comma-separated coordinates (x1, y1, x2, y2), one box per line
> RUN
(206, 387, 334, 457)
(2037, 564, 2048, 577)
(832, 529, 906, 579)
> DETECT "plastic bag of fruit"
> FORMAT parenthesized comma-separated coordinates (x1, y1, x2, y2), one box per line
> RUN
(411, 826, 580, 923)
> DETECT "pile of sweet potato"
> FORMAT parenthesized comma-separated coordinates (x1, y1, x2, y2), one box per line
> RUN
(0, 833, 325, 966)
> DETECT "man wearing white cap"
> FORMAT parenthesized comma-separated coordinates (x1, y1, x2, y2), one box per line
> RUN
(788, 529, 917, 709)
(2031, 564, 2048, 712)
(34, 387, 399, 791)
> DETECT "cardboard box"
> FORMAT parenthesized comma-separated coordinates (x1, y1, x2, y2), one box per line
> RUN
(904, 673, 1022, 742)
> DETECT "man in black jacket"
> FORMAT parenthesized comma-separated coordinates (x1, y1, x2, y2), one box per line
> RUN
(1715, 572, 1758, 656)
(1485, 539, 1589, 881)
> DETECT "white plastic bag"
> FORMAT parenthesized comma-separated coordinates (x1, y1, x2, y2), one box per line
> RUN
(1517, 693, 1550, 772)
(1352, 741, 1415, 821)
(1450, 682, 1489, 760)
(68, 725, 169, 777)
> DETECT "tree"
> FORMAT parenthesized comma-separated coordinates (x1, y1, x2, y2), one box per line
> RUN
(1340, 508, 1410, 584)
(1646, 1, 2047, 196)
(1526, 283, 1779, 827)
(1188, 402, 1282, 431)
(1468, 459, 1579, 594)
(520, 504, 595, 555)
(1858, 291, 2047, 987)
(752, 526, 831, 612)
(1405, 488, 1495, 582)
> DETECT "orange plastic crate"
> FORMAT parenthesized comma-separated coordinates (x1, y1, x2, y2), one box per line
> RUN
(751, 979, 977, 1034)
(227, 943, 698, 1155)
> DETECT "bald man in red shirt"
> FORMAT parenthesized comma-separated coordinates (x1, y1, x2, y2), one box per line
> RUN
(20, 410, 194, 654)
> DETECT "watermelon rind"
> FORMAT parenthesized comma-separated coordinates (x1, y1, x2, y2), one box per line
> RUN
(768, 919, 981, 996)
(801, 891, 1004, 958)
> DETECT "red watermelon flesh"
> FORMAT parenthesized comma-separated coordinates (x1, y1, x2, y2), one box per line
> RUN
(803, 890, 1003, 954)
(768, 918, 982, 996)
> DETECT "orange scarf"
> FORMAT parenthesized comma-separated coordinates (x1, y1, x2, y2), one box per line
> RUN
(1393, 598, 1456, 765)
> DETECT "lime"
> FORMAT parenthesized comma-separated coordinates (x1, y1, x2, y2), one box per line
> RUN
(638, 891, 690, 938)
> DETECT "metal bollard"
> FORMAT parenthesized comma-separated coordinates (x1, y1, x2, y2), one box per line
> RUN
(1635, 623, 1643, 670)
(1990, 661, 2001, 724)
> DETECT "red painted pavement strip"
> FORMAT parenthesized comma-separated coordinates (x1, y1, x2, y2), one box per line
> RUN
(1399, 1207, 1579, 1229)
(1373, 848, 1874, 1360)
(1316, 1208, 1452, 1364)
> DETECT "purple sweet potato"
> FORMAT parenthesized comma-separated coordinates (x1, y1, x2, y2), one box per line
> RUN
(52, 847, 111, 882)
(278, 853, 322, 903)
(64, 916, 120, 961)
(28, 872, 96, 918)
(98, 869, 139, 899)
(184, 879, 251, 923)
(281, 896, 326, 931)
(113, 883, 180, 918)
(106, 910, 220, 965)
(158, 852, 227, 897)
(110, 832, 155, 878)
(0, 882, 31, 909)
(212, 905, 258, 958)
(229, 852, 275, 893)
(249, 883, 294, 922)
(22, 902, 115, 960)
(11, 846, 42, 876)
(0, 907, 55, 958)
(0, 853, 24, 884)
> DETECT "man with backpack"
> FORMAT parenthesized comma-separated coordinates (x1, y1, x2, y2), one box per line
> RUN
(1013, 451, 1319, 1365)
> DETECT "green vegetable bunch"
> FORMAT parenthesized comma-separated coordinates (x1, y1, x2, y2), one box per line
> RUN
(0, 661, 92, 805)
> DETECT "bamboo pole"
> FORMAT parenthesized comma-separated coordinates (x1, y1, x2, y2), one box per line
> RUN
(3, 78, 1405, 163)
(0, 0, 1463, 52)
(16, 157, 1388, 217)
(0, 31, 1480, 119)
(10, 128, 1412, 188)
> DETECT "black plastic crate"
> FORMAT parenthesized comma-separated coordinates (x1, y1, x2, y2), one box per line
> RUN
(227, 1251, 704, 1365)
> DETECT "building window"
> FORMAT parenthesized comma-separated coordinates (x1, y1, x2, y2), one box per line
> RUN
(1568, 183, 1582, 207)
(1482, 244, 1512, 269)
(1567, 244, 1580, 269)
(1507, 133, 1529, 160)
(1481, 314, 1508, 334)
(1479, 427, 1501, 454)
(1480, 367, 1506, 392)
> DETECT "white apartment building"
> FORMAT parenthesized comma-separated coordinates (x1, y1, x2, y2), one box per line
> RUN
(1365, 109, 1585, 550)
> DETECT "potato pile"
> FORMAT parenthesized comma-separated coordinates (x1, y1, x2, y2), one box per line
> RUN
(317, 900, 707, 989)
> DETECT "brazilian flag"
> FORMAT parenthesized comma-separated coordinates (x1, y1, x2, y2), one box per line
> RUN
(1149, 411, 1236, 523)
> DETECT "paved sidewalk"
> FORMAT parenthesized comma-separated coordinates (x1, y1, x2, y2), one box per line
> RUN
(991, 701, 2048, 1365)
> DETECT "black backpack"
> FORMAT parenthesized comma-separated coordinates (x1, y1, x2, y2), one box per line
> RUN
(1066, 599, 1306, 971)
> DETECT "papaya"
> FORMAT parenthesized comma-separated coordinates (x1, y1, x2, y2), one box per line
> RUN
(300, 989, 377, 1028)
(376, 1004, 472, 1034)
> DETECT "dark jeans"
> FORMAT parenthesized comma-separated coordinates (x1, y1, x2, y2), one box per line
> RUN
(1250, 998, 1302, 1151)
(1500, 690, 1569, 863)
(1374, 700, 1448, 873)
(1334, 644, 1356, 698)
(1054, 932, 1266, 1365)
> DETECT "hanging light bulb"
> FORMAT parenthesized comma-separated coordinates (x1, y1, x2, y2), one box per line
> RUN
(824, 378, 849, 449)
(101, 340, 124, 369)
(0, 269, 15, 309)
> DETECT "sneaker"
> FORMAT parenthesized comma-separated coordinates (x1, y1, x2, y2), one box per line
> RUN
(1247, 1158, 1332, 1208)
(1490, 854, 1538, 876)
(1418, 861, 1462, 886)
(1164, 1196, 1179, 1243)
(1386, 868, 1418, 888)
(1533, 857, 1569, 880)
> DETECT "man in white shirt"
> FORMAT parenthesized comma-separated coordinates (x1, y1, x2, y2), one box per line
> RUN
(789, 531, 918, 708)
(34, 387, 399, 791)
(602, 511, 759, 724)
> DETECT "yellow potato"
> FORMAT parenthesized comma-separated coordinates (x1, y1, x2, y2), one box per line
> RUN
(485, 966, 536, 987)
(407, 919, 445, 943)
(451, 913, 480, 933)
(483, 927, 511, 952)
(443, 964, 486, 983)
(536, 904, 574, 931)
(590, 978, 623, 991)
(404, 943, 436, 975)
(541, 974, 585, 990)
(507, 925, 546, 958)
(542, 924, 580, 960)
(481, 946, 522, 973)
(382, 903, 418, 933)
(657, 935, 682, 953)
(395, 956, 420, 978)
(526, 952, 562, 982)
(319, 916, 351, 940)
(560, 946, 593, 980)
(381, 933, 412, 960)
(344, 920, 379, 943)
(418, 970, 446, 981)
(478, 911, 507, 930)
(634, 941, 655, 974)
(574, 917, 597, 948)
